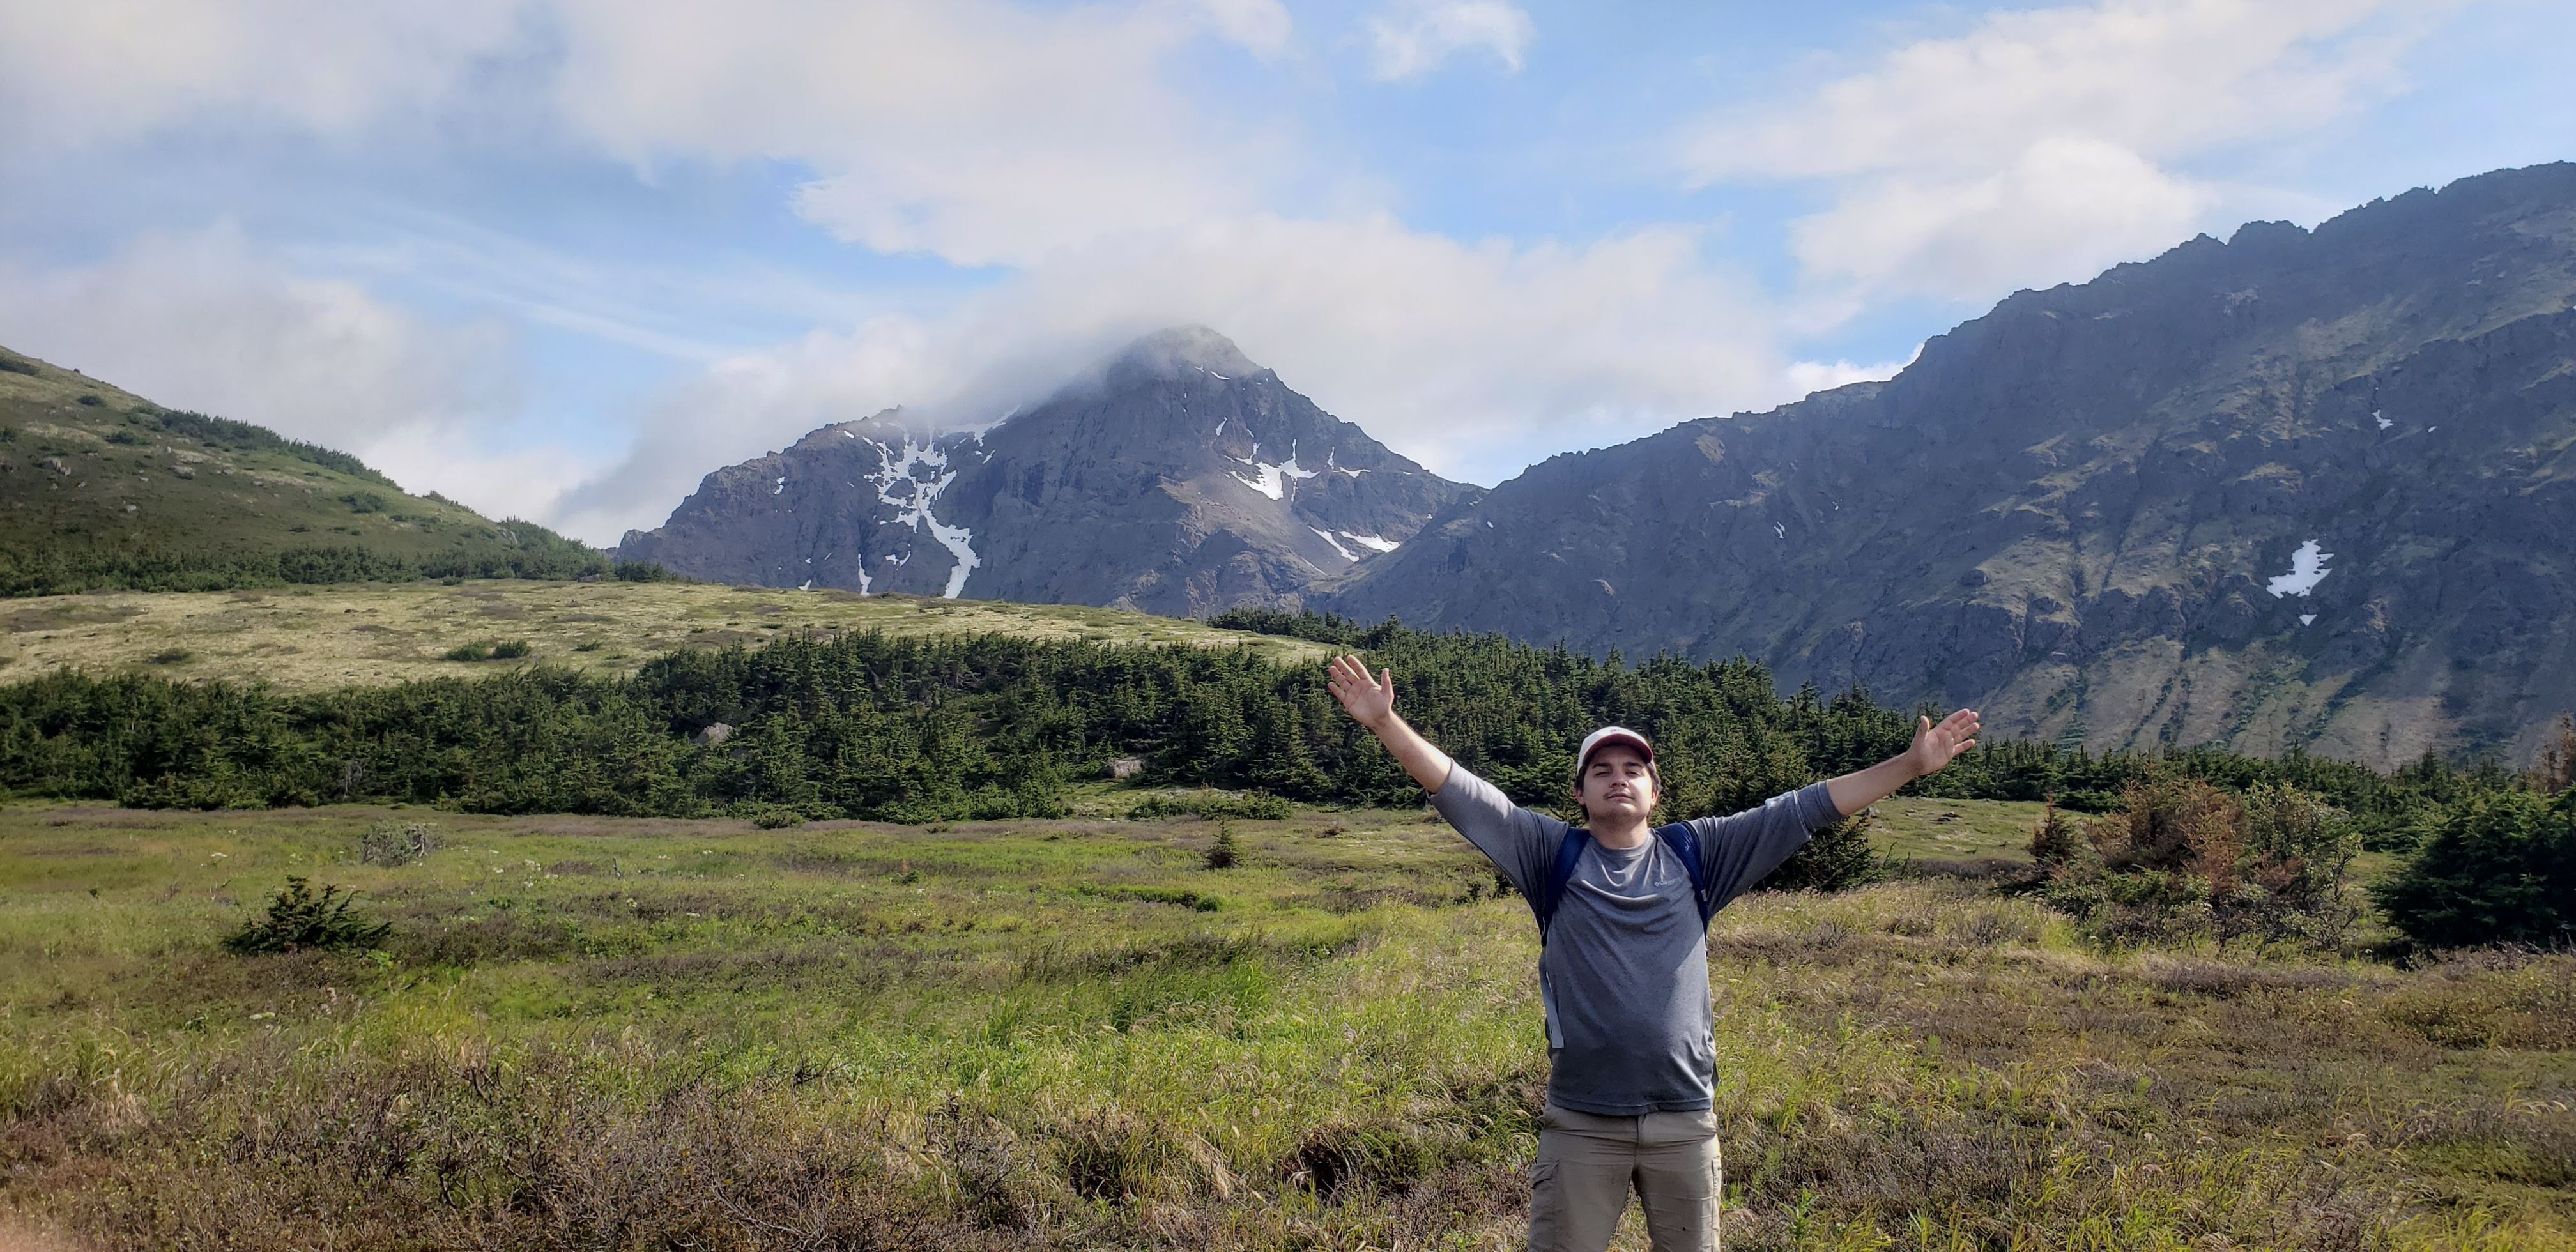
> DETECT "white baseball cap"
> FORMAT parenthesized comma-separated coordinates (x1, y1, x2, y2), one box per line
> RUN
(1577, 726, 1655, 774)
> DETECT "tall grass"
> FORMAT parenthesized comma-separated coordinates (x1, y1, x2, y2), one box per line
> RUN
(1, 803, 2570, 1249)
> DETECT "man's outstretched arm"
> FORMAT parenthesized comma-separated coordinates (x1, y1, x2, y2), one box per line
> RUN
(1329, 654, 1563, 897)
(1326, 655, 1454, 793)
(1824, 708, 1982, 816)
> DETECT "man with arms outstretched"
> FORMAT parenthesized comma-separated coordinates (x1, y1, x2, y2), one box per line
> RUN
(1325, 655, 1980, 1252)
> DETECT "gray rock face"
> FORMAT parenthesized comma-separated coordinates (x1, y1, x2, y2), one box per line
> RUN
(618, 327, 1478, 616)
(1325, 162, 2576, 769)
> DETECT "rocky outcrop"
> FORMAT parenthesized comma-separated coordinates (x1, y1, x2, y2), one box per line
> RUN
(1325, 163, 2576, 768)
(619, 327, 1478, 616)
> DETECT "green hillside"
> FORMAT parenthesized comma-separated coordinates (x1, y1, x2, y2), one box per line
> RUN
(0, 345, 608, 594)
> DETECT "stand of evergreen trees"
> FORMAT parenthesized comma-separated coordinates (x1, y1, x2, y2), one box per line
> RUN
(0, 610, 2506, 826)
(0, 529, 637, 597)
(4, 607, 2563, 943)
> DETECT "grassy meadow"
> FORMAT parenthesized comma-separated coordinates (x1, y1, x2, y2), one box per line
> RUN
(3, 798, 2571, 1250)
(0, 579, 1332, 692)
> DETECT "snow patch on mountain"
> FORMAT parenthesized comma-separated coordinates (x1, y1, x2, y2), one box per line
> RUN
(2266, 539, 2332, 597)
(863, 434, 981, 598)
(1230, 441, 1321, 501)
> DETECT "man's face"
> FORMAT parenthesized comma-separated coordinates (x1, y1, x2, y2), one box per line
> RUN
(1578, 744, 1658, 825)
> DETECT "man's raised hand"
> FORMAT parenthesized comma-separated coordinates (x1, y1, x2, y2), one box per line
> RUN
(1825, 708, 1983, 817)
(1328, 655, 1453, 791)
(1907, 709, 1982, 777)
(1326, 655, 1395, 729)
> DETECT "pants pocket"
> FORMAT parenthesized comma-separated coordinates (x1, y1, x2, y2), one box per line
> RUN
(1526, 1158, 1565, 1243)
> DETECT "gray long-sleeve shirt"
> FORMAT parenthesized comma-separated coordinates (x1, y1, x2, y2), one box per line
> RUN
(1432, 762, 1844, 1115)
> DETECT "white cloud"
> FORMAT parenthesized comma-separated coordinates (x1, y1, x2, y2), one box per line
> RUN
(1182, 0, 1296, 57)
(1367, 0, 1534, 80)
(1687, 0, 2421, 181)
(547, 0, 1299, 266)
(1785, 344, 1922, 398)
(1685, 0, 2442, 297)
(1, 0, 1295, 270)
(0, 224, 590, 522)
(558, 214, 1787, 543)
(0, 0, 531, 146)
(1790, 137, 2218, 300)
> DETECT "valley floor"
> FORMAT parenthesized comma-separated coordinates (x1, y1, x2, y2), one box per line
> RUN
(1, 802, 2569, 1249)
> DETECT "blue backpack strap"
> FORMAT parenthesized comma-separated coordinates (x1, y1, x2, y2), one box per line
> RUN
(1654, 822, 1719, 927)
(1537, 828, 1593, 939)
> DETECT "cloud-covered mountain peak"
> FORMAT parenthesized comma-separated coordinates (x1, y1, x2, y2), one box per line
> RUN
(1107, 324, 1265, 382)
(622, 328, 1479, 614)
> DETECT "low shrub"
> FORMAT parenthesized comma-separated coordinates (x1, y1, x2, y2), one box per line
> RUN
(2028, 798, 2086, 867)
(2056, 788, 2122, 813)
(2041, 774, 2359, 950)
(1767, 811, 1887, 891)
(358, 819, 438, 866)
(2375, 788, 2575, 950)
(1128, 790, 1292, 821)
(753, 807, 807, 829)
(438, 641, 528, 659)
(222, 878, 391, 954)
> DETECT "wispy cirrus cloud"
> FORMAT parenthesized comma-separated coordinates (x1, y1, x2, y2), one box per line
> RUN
(1365, 0, 1535, 80)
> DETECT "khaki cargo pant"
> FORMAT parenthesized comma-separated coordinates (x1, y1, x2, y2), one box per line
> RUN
(1526, 1101, 1723, 1252)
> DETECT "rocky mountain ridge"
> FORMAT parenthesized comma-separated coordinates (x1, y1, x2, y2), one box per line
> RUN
(1322, 162, 2576, 768)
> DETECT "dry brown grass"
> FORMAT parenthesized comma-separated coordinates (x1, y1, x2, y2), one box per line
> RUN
(0, 1214, 88, 1252)
(0, 581, 1330, 692)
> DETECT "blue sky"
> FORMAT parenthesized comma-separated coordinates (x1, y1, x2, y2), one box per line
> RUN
(1, 0, 2568, 544)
